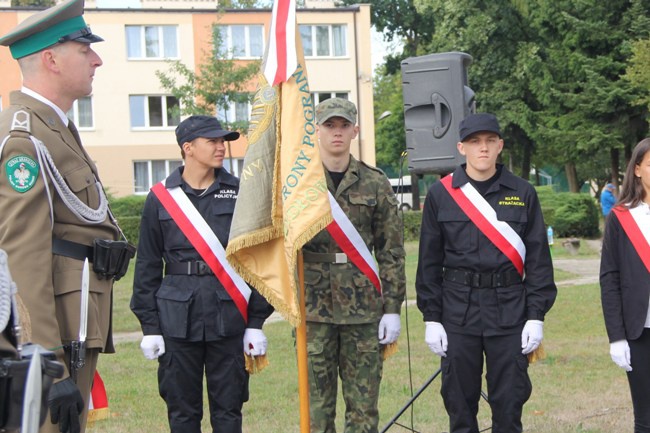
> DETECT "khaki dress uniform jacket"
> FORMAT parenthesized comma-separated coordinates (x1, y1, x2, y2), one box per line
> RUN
(0, 91, 119, 372)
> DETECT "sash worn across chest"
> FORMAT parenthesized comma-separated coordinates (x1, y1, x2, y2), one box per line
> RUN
(612, 206, 650, 274)
(440, 175, 526, 276)
(326, 192, 382, 294)
(151, 181, 251, 322)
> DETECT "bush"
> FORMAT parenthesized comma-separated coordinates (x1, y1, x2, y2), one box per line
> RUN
(536, 187, 599, 238)
(402, 210, 422, 242)
(110, 195, 147, 245)
(398, 186, 599, 242)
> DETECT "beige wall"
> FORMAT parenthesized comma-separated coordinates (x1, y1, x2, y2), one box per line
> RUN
(0, 4, 375, 197)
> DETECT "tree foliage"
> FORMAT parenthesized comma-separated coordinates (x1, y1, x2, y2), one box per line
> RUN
(625, 37, 650, 113)
(11, 0, 54, 6)
(409, 0, 649, 190)
(156, 23, 259, 133)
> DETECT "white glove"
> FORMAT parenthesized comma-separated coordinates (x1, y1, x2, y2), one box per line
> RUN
(610, 340, 632, 372)
(378, 313, 401, 344)
(140, 335, 165, 360)
(243, 328, 268, 356)
(425, 321, 448, 357)
(521, 320, 544, 355)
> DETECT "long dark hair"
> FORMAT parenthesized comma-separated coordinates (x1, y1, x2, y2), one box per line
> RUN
(616, 138, 650, 209)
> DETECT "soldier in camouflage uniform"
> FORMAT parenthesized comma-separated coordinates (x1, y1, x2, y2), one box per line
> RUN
(302, 98, 406, 433)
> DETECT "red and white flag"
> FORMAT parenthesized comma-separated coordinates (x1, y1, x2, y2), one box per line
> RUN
(263, 0, 298, 85)
(87, 370, 109, 422)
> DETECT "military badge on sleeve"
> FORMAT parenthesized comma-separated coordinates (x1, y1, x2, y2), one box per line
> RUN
(5, 155, 39, 193)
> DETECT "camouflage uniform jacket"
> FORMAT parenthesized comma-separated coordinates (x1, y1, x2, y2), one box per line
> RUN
(303, 156, 406, 324)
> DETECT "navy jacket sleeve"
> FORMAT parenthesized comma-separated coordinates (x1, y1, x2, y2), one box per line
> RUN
(130, 192, 165, 335)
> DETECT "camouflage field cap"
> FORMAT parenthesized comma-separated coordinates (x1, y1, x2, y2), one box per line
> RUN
(315, 97, 357, 125)
(0, 0, 103, 60)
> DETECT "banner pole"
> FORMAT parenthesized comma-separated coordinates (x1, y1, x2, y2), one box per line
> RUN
(296, 252, 310, 433)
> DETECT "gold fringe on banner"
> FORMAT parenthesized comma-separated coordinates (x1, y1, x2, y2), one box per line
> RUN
(382, 342, 399, 360)
(527, 342, 546, 364)
(245, 353, 270, 374)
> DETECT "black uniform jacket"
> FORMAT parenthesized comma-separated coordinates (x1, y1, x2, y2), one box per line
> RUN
(416, 164, 557, 337)
(131, 167, 273, 341)
(600, 207, 650, 342)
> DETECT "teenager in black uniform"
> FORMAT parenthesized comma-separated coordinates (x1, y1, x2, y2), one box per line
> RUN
(600, 138, 650, 433)
(131, 116, 273, 433)
(416, 113, 557, 433)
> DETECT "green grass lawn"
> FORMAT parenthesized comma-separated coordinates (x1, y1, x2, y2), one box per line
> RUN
(90, 240, 630, 433)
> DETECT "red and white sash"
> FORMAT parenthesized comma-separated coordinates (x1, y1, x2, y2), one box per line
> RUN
(151, 181, 251, 322)
(441, 175, 526, 276)
(612, 206, 650, 274)
(326, 192, 382, 293)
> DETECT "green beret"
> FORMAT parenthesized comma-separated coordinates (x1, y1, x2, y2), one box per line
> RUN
(0, 0, 103, 60)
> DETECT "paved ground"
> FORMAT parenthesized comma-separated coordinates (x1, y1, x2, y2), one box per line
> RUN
(115, 242, 602, 344)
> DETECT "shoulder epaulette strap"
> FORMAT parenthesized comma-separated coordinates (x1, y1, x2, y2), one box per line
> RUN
(10, 110, 31, 134)
(358, 159, 385, 175)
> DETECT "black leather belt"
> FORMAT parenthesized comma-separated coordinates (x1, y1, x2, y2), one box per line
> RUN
(52, 238, 94, 263)
(166, 261, 214, 276)
(443, 268, 521, 289)
(303, 252, 348, 264)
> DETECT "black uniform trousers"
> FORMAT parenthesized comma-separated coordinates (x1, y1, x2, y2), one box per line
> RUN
(440, 331, 531, 433)
(158, 336, 249, 433)
(627, 328, 650, 433)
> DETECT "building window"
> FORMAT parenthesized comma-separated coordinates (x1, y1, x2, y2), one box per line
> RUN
(126, 25, 178, 59)
(216, 25, 264, 59)
(313, 92, 349, 105)
(129, 95, 180, 129)
(133, 159, 183, 194)
(300, 24, 347, 57)
(217, 94, 252, 124)
(66, 96, 94, 129)
(222, 158, 244, 177)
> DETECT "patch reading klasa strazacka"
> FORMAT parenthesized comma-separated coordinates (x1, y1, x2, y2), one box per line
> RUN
(6, 155, 39, 193)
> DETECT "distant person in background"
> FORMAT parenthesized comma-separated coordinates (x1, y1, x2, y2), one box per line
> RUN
(600, 138, 650, 433)
(601, 183, 616, 218)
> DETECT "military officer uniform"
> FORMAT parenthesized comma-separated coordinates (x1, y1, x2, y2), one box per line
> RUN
(303, 154, 406, 433)
(0, 1, 127, 432)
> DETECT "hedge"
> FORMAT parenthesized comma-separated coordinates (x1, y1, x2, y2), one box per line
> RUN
(112, 184, 600, 247)
(401, 186, 600, 241)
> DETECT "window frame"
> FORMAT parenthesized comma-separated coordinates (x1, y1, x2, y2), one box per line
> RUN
(216, 24, 264, 59)
(299, 24, 348, 58)
(125, 24, 179, 60)
(133, 159, 183, 194)
(129, 95, 181, 130)
(67, 96, 95, 130)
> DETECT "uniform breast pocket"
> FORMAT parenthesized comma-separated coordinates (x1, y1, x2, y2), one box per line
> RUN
(63, 165, 98, 206)
(155, 283, 193, 339)
(437, 209, 475, 251)
(158, 209, 191, 250)
(496, 208, 528, 237)
(211, 199, 236, 241)
(348, 191, 377, 227)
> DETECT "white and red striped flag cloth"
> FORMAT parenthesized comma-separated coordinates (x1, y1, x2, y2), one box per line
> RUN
(263, 0, 298, 85)
(87, 370, 109, 422)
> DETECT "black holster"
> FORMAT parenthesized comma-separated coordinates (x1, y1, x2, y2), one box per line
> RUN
(93, 239, 136, 281)
(0, 344, 64, 430)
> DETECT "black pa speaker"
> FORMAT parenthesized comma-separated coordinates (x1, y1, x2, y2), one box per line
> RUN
(401, 52, 475, 175)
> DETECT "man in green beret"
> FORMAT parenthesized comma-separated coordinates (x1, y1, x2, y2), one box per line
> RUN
(0, 1, 126, 432)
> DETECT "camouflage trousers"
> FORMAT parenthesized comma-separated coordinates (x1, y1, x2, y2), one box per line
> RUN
(306, 321, 383, 433)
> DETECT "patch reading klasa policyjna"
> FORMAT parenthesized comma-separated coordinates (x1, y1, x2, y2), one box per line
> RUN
(6, 155, 39, 193)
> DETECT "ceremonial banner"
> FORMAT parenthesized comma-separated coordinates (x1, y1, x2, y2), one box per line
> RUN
(87, 370, 109, 422)
(226, 0, 332, 326)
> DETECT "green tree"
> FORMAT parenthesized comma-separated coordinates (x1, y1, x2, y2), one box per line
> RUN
(11, 0, 54, 6)
(338, 0, 436, 73)
(625, 37, 650, 113)
(156, 22, 259, 133)
(373, 67, 407, 175)
(524, 0, 648, 191)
